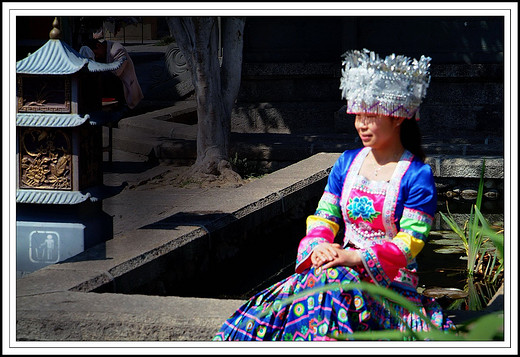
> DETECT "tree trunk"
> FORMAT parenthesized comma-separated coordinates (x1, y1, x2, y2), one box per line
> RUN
(166, 17, 245, 183)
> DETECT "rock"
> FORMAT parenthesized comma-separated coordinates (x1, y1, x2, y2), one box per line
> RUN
(484, 179, 496, 189)
(484, 189, 499, 200)
(433, 246, 466, 254)
(422, 287, 469, 299)
(445, 190, 458, 198)
(460, 189, 478, 200)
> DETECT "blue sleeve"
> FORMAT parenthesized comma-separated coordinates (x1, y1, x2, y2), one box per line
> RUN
(401, 160, 437, 218)
(393, 158, 437, 245)
(323, 148, 361, 197)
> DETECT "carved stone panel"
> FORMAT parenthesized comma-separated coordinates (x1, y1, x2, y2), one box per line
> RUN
(19, 127, 72, 190)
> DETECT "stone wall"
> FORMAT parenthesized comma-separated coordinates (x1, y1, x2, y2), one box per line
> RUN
(233, 16, 505, 149)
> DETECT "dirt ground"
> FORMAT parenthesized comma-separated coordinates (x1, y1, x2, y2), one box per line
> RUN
(133, 164, 259, 191)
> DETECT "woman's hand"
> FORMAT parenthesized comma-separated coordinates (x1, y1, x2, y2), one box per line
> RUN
(321, 247, 363, 270)
(311, 242, 341, 267)
(311, 243, 363, 269)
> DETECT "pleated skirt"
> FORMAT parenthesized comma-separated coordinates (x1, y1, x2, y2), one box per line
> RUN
(213, 265, 455, 341)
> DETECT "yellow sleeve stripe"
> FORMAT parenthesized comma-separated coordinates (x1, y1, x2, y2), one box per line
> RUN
(306, 215, 340, 237)
(393, 231, 425, 260)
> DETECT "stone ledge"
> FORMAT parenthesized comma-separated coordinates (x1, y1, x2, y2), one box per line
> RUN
(426, 155, 504, 179)
(16, 291, 245, 341)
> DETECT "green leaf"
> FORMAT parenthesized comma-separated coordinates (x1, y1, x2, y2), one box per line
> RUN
(433, 246, 466, 254)
(258, 281, 440, 332)
(465, 311, 504, 340)
(439, 211, 467, 247)
(474, 205, 504, 259)
(336, 330, 411, 341)
(337, 329, 464, 341)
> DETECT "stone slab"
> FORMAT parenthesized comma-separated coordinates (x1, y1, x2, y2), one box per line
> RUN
(16, 291, 245, 341)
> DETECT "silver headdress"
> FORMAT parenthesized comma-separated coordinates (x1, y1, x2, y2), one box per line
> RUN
(340, 49, 431, 119)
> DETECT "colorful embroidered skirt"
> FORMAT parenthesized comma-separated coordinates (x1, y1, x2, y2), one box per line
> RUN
(213, 266, 455, 341)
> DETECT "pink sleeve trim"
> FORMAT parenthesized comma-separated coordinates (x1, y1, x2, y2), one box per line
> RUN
(295, 226, 335, 274)
(360, 241, 407, 286)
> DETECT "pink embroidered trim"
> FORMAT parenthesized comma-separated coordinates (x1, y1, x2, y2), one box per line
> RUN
(341, 148, 414, 246)
(382, 150, 413, 239)
(360, 248, 391, 287)
(393, 269, 419, 288)
(360, 242, 407, 287)
(340, 148, 371, 245)
(295, 227, 335, 273)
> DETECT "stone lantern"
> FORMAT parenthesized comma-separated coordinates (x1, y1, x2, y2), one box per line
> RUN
(16, 18, 123, 276)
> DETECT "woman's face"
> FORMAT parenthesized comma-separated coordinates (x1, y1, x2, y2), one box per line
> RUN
(354, 114, 403, 150)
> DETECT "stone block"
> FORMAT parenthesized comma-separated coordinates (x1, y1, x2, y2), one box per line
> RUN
(426, 155, 504, 179)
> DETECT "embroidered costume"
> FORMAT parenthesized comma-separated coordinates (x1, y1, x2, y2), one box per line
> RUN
(213, 48, 454, 341)
(214, 147, 455, 341)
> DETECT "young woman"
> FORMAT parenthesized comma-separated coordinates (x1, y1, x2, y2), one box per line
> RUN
(213, 49, 455, 341)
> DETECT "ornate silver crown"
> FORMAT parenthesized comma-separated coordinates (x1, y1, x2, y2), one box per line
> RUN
(340, 49, 431, 119)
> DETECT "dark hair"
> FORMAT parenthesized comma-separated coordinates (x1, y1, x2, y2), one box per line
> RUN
(400, 115, 426, 162)
(83, 38, 102, 50)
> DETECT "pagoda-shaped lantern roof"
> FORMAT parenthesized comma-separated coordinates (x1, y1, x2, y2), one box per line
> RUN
(16, 17, 123, 75)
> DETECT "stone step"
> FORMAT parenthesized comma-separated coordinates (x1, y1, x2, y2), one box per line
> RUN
(118, 116, 198, 140)
(106, 102, 504, 181)
(109, 127, 159, 157)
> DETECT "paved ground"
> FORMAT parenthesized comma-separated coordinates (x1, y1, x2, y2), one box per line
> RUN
(101, 148, 258, 239)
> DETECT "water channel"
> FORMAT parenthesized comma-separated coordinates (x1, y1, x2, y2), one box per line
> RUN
(92, 187, 503, 312)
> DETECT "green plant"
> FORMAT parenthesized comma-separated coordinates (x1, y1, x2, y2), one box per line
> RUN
(439, 160, 486, 277)
(474, 204, 504, 283)
(439, 159, 504, 310)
